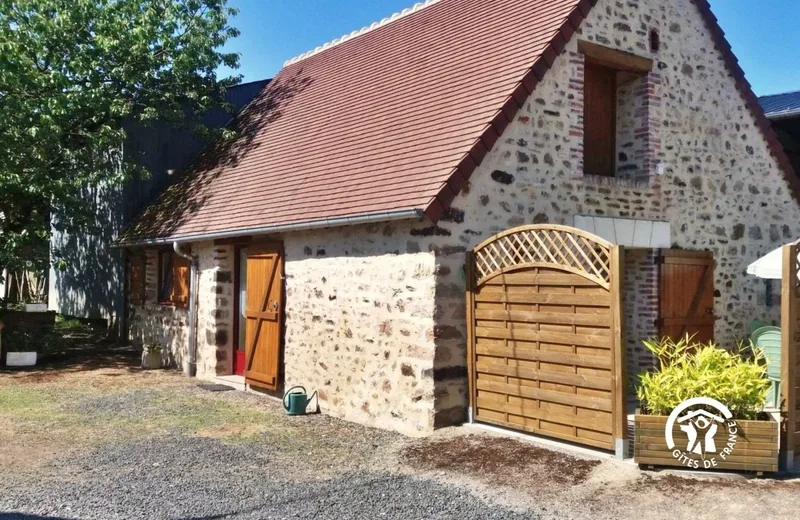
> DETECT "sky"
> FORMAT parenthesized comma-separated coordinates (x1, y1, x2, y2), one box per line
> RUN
(220, 0, 800, 97)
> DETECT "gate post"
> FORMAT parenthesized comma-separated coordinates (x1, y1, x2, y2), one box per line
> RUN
(465, 250, 476, 424)
(781, 244, 798, 471)
(610, 245, 627, 459)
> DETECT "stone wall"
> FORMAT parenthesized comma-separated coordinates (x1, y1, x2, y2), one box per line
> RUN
(426, 0, 800, 418)
(280, 223, 439, 436)
(195, 243, 235, 378)
(127, 241, 232, 380)
(128, 248, 190, 369)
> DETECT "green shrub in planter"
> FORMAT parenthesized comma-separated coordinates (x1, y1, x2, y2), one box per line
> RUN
(636, 336, 770, 420)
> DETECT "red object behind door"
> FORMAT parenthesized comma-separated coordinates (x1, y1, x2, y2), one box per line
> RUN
(233, 350, 245, 376)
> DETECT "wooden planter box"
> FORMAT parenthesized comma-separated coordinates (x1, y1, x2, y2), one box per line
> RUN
(634, 414, 779, 473)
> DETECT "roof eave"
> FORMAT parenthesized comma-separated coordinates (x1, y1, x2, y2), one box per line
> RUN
(423, 0, 592, 222)
(116, 208, 426, 247)
(765, 108, 800, 121)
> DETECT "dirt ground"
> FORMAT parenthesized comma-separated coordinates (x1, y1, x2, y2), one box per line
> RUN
(2, 329, 800, 519)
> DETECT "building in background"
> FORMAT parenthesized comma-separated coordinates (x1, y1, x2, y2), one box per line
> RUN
(48, 79, 270, 333)
(760, 90, 800, 177)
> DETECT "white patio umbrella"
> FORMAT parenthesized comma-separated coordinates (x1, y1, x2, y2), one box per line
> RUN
(747, 239, 800, 279)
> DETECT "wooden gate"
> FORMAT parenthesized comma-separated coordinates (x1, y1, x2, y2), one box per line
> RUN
(658, 250, 715, 343)
(466, 225, 626, 454)
(244, 243, 284, 391)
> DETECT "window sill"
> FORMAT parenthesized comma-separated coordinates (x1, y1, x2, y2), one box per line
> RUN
(160, 302, 189, 309)
(579, 173, 651, 188)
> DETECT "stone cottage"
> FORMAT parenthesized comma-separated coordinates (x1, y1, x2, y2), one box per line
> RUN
(119, 0, 800, 440)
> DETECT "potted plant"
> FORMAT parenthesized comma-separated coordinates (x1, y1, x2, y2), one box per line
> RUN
(3, 328, 38, 367)
(142, 344, 164, 369)
(634, 336, 778, 473)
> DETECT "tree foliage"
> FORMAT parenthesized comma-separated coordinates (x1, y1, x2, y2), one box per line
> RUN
(0, 0, 240, 273)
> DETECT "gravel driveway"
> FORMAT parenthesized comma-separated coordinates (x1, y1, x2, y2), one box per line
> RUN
(2, 344, 800, 520)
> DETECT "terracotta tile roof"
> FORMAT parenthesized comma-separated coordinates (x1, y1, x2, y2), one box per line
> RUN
(120, 0, 798, 244)
(121, 0, 587, 243)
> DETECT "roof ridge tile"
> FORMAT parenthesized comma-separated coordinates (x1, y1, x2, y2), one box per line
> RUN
(283, 0, 441, 67)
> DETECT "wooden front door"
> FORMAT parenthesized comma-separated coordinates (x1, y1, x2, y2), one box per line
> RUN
(244, 243, 283, 390)
(658, 250, 715, 343)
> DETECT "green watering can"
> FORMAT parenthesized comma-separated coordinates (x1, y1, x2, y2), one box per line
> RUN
(283, 386, 317, 416)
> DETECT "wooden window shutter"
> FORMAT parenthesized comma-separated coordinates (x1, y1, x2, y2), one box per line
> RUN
(171, 253, 190, 307)
(583, 62, 617, 177)
(128, 256, 145, 306)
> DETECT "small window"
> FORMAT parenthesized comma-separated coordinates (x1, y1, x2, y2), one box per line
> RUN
(127, 255, 145, 306)
(579, 41, 653, 180)
(583, 62, 617, 177)
(649, 28, 660, 53)
(157, 250, 190, 307)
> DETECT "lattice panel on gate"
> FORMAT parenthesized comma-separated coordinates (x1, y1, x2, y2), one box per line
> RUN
(473, 225, 612, 289)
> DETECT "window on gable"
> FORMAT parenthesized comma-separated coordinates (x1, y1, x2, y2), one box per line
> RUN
(157, 250, 190, 307)
(584, 62, 618, 177)
(579, 41, 654, 180)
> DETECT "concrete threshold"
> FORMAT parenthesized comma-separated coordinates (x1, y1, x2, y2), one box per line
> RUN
(213, 374, 285, 405)
(213, 375, 246, 392)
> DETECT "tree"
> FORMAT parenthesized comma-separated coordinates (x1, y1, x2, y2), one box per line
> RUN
(0, 0, 240, 277)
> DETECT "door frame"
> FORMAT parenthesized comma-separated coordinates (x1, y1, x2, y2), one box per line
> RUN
(232, 245, 246, 376)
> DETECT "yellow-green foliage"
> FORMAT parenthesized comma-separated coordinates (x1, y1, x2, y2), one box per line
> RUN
(636, 336, 770, 420)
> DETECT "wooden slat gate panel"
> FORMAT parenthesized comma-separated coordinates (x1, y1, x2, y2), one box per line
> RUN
(467, 225, 626, 454)
(781, 244, 800, 469)
(658, 250, 715, 343)
(244, 243, 283, 391)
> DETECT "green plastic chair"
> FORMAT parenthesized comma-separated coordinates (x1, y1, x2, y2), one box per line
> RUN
(748, 319, 765, 337)
(751, 326, 781, 409)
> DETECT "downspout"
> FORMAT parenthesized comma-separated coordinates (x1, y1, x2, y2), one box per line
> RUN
(173, 242, 198, 378)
